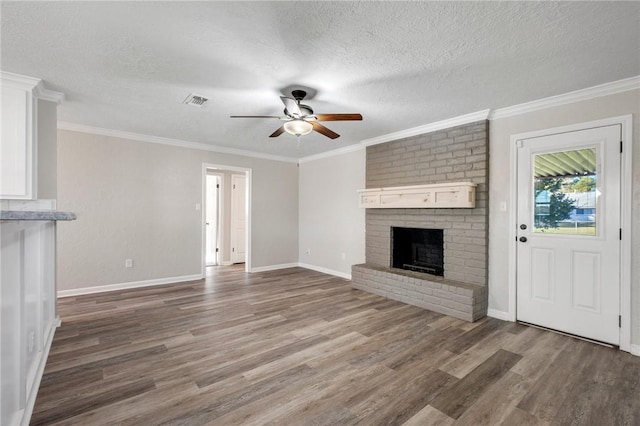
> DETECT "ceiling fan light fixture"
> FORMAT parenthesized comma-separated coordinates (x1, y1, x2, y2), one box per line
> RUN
(283, 119, 313, 136)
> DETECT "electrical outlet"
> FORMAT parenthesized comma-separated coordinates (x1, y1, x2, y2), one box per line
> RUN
(125, 259, 133, 268)
(305, 249, 311, 255)
(341, 252, 346, 260)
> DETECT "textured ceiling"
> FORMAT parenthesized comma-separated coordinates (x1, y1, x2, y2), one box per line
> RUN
(2, 2, 639, 159)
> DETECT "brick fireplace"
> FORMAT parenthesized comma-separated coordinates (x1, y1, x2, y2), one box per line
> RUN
(351, 120, 489, 321)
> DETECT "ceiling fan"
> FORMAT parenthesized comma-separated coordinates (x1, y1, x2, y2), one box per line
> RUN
(230, 90, 362, 139)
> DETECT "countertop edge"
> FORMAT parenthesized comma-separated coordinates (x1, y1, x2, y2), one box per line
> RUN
(1, 211, 77, 221)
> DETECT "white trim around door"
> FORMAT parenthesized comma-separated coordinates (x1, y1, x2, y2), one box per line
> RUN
(205, 172, 224, 267)
(508, 115, 633, 353)
(201, 163, 252, 274)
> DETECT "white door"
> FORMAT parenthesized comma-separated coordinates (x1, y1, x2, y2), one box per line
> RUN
(230, 174, 246, 264)
(205, 174, 220, 266)
(516, 125, 621, 345)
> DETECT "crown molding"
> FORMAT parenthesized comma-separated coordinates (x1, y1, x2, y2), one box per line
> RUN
(490, 75, 640, 120)
(1, 71, 65, 103)
(57, 122, 298, 163)
(55, 76, 639, 163)
(300, 109, 491, 162)
(33, 82, 65, 104)
(298, 143, 364, 164)
(360, 109, 491, 148)
(0, 70, 40, 89)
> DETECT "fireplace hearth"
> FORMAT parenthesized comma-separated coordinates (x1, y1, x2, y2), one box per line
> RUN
(391, 227, 444, 276)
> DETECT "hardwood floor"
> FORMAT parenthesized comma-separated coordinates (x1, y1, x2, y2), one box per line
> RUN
(32, 266, 640, 425)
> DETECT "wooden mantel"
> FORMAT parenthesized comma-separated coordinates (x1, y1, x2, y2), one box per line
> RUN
(358, 182, 477, 209)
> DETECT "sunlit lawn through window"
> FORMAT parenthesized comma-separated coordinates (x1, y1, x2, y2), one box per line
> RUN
(535, 225, 596, 235)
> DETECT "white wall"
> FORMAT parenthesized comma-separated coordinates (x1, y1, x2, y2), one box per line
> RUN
(298, 148, 366, 278)
(489, 89, 640, 344)
(56, 130, 299, 292)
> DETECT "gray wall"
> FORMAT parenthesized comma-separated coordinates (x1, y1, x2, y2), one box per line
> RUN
(36, 99, 57, 199)
(56, 129, 299, 291)
(298, 149, 366, 277)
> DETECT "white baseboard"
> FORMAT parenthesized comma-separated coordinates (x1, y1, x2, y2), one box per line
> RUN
(298, 263, 351, 280)
(487, 308, 512, 321)
(631, 344, 640, 357)
(21, 319, 58, 426)
(250, 263, 299, 273)
(57, 274, 203, 298)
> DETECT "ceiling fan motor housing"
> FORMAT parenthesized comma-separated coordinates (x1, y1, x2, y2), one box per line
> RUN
(299, 105, 313, 116)
(284, 104, 313, 117)
(231, 88, 362, 139)
(291, 89, 307, 101)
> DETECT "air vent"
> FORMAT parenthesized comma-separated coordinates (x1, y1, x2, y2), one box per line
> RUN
(183, 94, 208, 107)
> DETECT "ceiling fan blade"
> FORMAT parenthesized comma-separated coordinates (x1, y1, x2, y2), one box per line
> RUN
(230, 115, 281, 119)
(312, 122, 340, 139)
(314, 113, 363, 121)
(280, 96, 301, 117)
(269, 126, 285, 138)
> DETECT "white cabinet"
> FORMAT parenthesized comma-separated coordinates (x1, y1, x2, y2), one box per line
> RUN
(0, 199, 75, 426)
(1, 217, 58, 426)
(0, 72, 64, 200)
(1, 77, 36, 199)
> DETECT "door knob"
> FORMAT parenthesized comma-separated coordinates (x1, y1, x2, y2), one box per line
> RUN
(520, 224, 527, 230)
(519, 236, 527, 243)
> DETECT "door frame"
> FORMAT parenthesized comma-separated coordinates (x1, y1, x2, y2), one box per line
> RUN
(201, 163, 252, 274)
(508, 115, 633, 353)
(229, 173, 247, 264)
(205, 172, 224, 266)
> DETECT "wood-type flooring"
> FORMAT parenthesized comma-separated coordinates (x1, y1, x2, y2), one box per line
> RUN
(32, 266, 640, 425)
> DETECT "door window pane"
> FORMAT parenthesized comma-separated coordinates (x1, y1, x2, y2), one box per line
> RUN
(533, 148, 597, 235)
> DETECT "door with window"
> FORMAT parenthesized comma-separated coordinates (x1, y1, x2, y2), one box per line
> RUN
(516, 125, 621, 345)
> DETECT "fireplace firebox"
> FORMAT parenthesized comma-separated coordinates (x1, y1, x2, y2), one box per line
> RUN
(391, 227, 444, 276)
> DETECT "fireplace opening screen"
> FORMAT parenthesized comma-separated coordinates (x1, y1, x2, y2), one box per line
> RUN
(391, 227, 444, 276)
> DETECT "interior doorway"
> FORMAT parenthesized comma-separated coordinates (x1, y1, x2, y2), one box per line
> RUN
(202, 164, 251, 274)
(230, 174, 246, 264)
(205, 173, 222, 266)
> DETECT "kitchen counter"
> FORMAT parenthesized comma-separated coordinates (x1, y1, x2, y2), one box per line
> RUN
(1, 210, 76, 221)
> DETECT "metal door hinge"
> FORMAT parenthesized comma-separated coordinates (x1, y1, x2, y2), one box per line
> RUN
(216, 184, 220, 189)
(619, 315, 622, 328)
(620, 229, 622, 240)
(620, 141, 623, 153)
(215, 248, 219, 253)
(233, 184, 236, 189)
